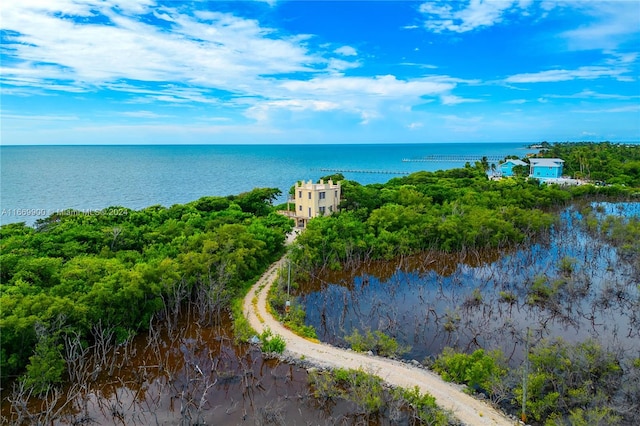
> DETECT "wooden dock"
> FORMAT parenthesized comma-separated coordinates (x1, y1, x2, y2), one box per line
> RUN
(318, 168, 410, 175)
(402, 155, 504, 163)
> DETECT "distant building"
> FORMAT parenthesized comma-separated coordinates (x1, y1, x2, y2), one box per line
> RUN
(529, 158, 564, 180)
(292, 179, 341, 227)
(499, 159, 528, 177)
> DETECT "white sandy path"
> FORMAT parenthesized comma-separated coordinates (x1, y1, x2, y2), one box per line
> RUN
(242, 254, 516, 426)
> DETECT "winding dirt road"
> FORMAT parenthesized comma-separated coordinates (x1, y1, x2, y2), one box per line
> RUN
(242, 253, 515, 426)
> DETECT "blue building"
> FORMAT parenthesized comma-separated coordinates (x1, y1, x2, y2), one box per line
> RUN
(499, 159, 528, 177)
(529, 158, 564, 180)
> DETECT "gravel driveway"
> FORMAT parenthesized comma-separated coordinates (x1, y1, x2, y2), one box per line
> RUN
(243, 242, 516, 426)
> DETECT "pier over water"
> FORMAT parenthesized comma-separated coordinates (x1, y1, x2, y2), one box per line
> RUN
(402, 155, 504, 163)
(318, 168, 410, 175)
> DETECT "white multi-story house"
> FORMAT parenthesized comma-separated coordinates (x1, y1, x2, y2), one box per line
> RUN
(292, 179, 341, 227)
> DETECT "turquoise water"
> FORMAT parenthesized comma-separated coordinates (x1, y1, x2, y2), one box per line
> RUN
(1, 143, 532, 225)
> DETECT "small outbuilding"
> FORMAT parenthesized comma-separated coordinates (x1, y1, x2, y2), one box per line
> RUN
(529, 158, 564, 180)
(499, 159, 528, 177)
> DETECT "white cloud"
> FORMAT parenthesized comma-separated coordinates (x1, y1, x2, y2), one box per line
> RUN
(253, 0, 278, 7)
(559, 2, 640, 51)
(400, 62, 439, 69)
(547, 90, 639, 100)
(10, 0, 632, 142)
(606, 52, 638, 65)
(281, 75, 454, 98)
(1, 113, 79, 121)
(266, 99, 340, 112)
(440, 94, 482, 105)
(334, 45, 357, 56)
(244, 74, 461, 125)
(359, 110, 380, 125)
(1, 0, 470, 128)
(572, 105, 640, 114)
(106, 84, 224, 105)
(244, 99, 341, 122)
(418, 0, 639, 56)
(505, 66, 630, 83)
(419, 0, 524, 33)
(326, 58, 360, 73)
(0, 1, 319, 95)
(119, 110, 171, 118)
(506, 99, 527, 104)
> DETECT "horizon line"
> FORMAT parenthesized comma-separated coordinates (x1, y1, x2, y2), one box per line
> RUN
(2, 140, 638, 148)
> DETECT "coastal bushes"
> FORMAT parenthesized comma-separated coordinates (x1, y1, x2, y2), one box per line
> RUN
(308, 367, 451, 425)
(432, 348, 506, 393)
(0, 188, 292, 393)
(344, 328, 410, 358)
(516, 338, 624, 424)
(258, 327, 286, 354)
(432, 339, 633, 425)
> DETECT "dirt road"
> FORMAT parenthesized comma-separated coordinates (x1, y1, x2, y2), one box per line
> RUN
(242, 254, 515, 426)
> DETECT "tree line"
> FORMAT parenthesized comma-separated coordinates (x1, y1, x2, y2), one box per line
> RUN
(0, 188, 292, 394)
(292, 143, 639, 274)
(540, 141, 640, 186)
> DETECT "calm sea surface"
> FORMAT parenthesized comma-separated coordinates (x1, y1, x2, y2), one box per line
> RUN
(1, 143, 533, 225)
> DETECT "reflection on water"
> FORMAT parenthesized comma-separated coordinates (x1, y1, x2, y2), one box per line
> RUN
(301, 203, 640, 365)
(1, 313, 379, 425)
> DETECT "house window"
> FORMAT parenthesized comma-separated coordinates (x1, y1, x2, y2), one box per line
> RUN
(308, 207, 311, 217)
(335, 190, 338, 197)
(298, 191, 302, 199)
(319, 192, 326, 199)
(319, 206, 326, 214)
(299, 205, 302, 211)
(308, 192, 311, 199)
(329, 205, 333, 212)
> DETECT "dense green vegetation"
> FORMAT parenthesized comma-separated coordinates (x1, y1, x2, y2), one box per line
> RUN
(433, 338, 635, 425)
(0, 188, 292, 392)
(344, 328, 410, 358)
(292, 145, 639, 272)
(268, 275, 318, 340)
(309, 367, 452, 425)
(257, 327, 286, 354)
(540, 142, 640, 186)
(432, 348, 506, 394)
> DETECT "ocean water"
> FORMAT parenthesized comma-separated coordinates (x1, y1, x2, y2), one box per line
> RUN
(0, 143, 533, 225)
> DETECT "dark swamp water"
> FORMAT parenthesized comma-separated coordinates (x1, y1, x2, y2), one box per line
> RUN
(1, 312, 407, 425)
(301, 202, 640, 366)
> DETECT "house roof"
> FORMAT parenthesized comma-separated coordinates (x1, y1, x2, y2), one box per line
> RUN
(529, 158, 564, 167)
(502, 159, 527, 166)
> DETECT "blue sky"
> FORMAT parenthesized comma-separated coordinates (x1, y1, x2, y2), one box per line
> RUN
(1, 0, 639, 145)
